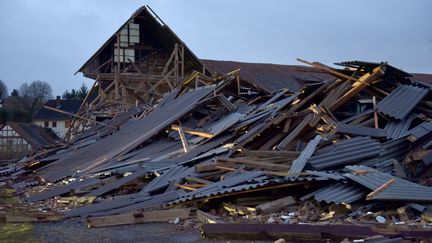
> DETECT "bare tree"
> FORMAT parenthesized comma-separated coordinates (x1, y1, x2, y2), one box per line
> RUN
(0, 79, 8, 100)
(19, 80, 53, 115)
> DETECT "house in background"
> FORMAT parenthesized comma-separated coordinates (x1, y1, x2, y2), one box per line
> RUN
(33, 97, 82, 138)
(0, 122, 62, 162)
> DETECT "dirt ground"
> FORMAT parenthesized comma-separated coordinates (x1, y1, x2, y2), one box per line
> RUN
(1, 219, 203, 243)
(1, 218, 275, 243)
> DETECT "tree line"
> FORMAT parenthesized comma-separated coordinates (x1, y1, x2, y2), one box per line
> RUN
(0, 80, 88, 123)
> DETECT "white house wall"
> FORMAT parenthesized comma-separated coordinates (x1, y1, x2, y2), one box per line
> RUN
(34, 120, 68, 138)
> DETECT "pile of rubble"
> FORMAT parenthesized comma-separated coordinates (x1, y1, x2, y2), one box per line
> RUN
(1, 59, 432, 241)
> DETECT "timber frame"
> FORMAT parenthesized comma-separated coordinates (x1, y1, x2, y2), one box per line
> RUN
(67, 6, 204, 140)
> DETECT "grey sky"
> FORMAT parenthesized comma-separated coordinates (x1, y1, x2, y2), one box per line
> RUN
(0, 0, 431, 96)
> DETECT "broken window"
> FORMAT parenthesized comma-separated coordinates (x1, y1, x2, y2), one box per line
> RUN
(114, 23, 139, 63)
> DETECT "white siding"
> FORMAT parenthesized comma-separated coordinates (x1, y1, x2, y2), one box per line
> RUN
(34, 120, 68, 138)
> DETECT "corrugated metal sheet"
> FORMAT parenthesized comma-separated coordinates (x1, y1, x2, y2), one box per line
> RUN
(362, 137, 410, 165)
(344, 169, 432, 202)
(305, 170, 345, 180)
(359, 159, 395, 174)
(407, 121, 432, 139)
(38, 86, 215, 182)
(27, 177, 102, 202)
(170, 175, 330, 206)
(288, 135, 322, 173)
(301, 183, 366, 204)
(85, 168, 147, 197)
(97, 191, 182, 216)
(315, 136, 370, 155)
(377, 85, 428, 120)
(385, 115, 415, 139)
(336, 123, 387, 138)
(140, 165, 194, 194)
(308, 137, 381, 170)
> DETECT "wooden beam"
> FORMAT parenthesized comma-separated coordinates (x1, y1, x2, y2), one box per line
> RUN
(242, 149, 301, 158)
(216, 157, 291, 171)
(366, 178, 396, 200)
(171, 124, 214, 138)
(197, 210, 221, 224)
(373, 96, 379, 129)
(86, 208, 191, 228)
(177, 125, 190, 153)
(277, 113, 313, 149)
(256, 196, 296, 215)
(330, 66, 385, 111)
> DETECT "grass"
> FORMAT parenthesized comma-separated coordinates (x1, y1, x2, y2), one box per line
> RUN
(0, 188, 39, 243)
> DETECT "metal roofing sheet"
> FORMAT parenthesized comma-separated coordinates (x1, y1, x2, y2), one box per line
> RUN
(344, 170, 432, 202)
(301, 183, 366, 204)
(362, 137, 410, 165)
(38, 86, 215, 182)
(308, 137, 381, 170)
(85, 168, 148, 197)
(336, 123, 387, 138)
(305, 170, 345, 180)
(358, 159, 395, 174)
(385, 115, 415, 139)
(63, 192, 151, 218)
(170, 175, 329, 206)
(141, 165, 193, 194)
(288, 135, 322, 173)
(27, 177, 101, 202)
(377, 85, 428, 120)
(99, 191, 182, 216)
(407, 121, 432, 139)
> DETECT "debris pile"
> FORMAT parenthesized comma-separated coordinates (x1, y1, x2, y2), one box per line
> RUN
(1, 59, 432, 241)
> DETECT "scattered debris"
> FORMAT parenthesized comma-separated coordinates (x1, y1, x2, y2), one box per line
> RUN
(1, 6, 432, 242)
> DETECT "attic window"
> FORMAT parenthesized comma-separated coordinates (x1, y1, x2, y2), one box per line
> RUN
(114, 23, 139, 63)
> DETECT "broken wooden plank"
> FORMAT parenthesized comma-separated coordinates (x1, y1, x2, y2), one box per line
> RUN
(171, 124, 214, 138)
(0, 212, 64, 223)
(330, 65, 385, 111)
(197, 210, 222, 224)
(366, 179, 396, 200)
(177, 125, 190, 153)
(86, 208, 191, 228)
(202, 223, 432, 240)
(242, 149, 301, 159)
(256, 196, 296, 215)
(277, 113, 313, 150)
(216, 157, 291, 171)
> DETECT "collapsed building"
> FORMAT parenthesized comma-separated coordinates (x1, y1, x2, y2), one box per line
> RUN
(2, 5, 432, 242)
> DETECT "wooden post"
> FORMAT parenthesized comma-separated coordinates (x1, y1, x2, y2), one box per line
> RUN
(372, 96, 379, 129)
(174, 43, 179, 84)
(236, 75, 241, 95)
(177, 125, 190, 153)
(180, 44, 184, 77)
(115, 33, 121, 100)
